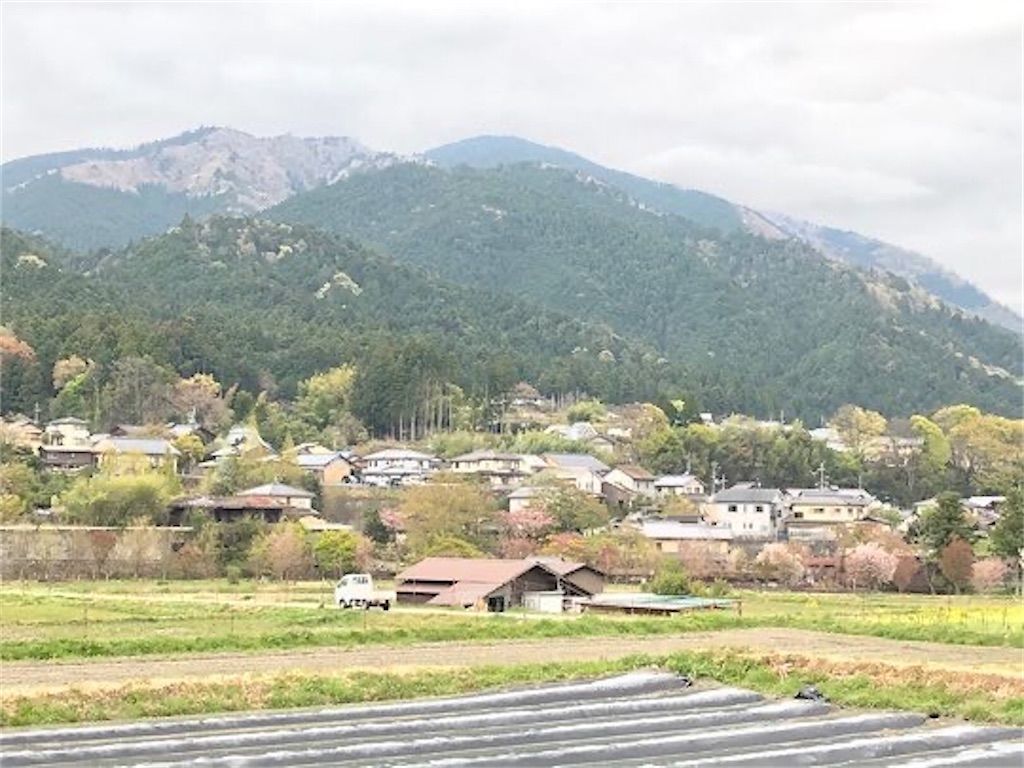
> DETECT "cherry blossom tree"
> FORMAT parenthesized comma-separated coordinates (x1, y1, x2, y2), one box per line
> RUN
(845, 543, 898, 590)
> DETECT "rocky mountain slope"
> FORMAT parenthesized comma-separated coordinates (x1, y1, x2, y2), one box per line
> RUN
(1, 127, 397, 250)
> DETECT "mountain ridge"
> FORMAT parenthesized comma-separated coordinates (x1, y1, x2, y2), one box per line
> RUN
(426, 135, 1021, 333)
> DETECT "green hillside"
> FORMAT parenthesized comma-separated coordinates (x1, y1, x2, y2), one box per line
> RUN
(269, 162, 1022, 419)
(425, 135, 743, 233)
(2, 221, 687, 432)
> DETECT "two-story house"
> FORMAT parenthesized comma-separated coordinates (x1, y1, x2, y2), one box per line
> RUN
(449, 450, 532, 488)
(707, 484, 785, 539)
(603, 465, 656, 497)
(783, 487, 880, 542)
(360, 448, 440, 486)
(540, 453, 609, 495)
(92, 437, 181, 474)
(654, 474, 706, 497)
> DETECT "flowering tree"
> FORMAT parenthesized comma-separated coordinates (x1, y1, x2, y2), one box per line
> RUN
(845, 543, 898, 590)
(938, 537, 974, 594)
(754, 543, 805, 586)
(249, 522, 313, 581)
(500, 506, 555, 539)
(892, 556, 922, 593)
(971, 558, 1008, 594)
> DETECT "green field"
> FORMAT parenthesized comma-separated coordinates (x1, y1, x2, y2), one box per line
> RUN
(1, 580, 1021, 660)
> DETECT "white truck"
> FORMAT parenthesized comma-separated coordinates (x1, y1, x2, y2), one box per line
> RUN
(334, 573, 395, 611)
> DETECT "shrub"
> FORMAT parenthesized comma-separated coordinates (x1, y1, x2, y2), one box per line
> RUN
(754, 543, 805, 587)
(650, 560, 691, 595)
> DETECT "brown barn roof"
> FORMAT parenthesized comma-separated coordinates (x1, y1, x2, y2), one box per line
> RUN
(396, 557, 538, 584)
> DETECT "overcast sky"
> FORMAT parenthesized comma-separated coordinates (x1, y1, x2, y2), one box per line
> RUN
(3, 1, 1022, 312)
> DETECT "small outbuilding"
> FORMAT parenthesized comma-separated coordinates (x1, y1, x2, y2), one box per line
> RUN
(395, 556, 603, 612)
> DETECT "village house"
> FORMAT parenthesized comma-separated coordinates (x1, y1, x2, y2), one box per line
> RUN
(783, 487, 880, 542)
(200, 424, 276, 470)
(92, 437, 181, 474)
(603, 465, 656, 497)
(43, 417, 91, 447)
(707, 484, 785, 539)
(0, 416, 43, 451)
(635, 518, 733, 555)
(541, 453, 609, 495)
(543, 422, 615, 452)
(293, 452, 354, 486)
(654, 473, 706, 497)
(395, 557, 603, 612)
(449, 450, 532, 488)
(38, 444, 97, 473)
(170, 482, 317, 525)
(507, 485, 546, 515)
(360, 448, 440, 486)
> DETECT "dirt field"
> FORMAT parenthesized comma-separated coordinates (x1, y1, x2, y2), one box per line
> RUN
(3, 627, 1021, 696)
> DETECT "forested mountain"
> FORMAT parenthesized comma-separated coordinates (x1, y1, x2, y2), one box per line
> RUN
(270, 162, 1022, 420)
(4, 127, 1017, 332)
(426, 135, 744, 234)
(2, 221, 688, 431)
(1, 128, 396, 251)
(757, 211, 1022, 332)
(426, 136, 1021, 332)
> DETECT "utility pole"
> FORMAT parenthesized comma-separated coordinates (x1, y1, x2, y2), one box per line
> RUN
(817, 462, 827, 490)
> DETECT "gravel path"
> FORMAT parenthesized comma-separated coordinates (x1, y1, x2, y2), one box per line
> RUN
(2, 628, 1021, 695)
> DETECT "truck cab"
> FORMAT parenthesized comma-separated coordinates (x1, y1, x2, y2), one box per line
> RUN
(334, 573, 393, 610)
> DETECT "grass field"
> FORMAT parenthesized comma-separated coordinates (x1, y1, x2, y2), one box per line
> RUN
(1, 580, 1021, 660)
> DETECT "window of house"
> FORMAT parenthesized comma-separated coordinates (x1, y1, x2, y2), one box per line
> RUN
(728, 505, 738, 512)
(794, 511, 804, 519)
(755, 505, 763, 512)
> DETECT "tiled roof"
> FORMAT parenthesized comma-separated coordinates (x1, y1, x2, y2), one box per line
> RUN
(295, 452, 346, 469)
(97, 437, 180, 456)
(613, 465, 655, 481)
(542, 453, 610, 473)
(238, 482, 313, 498)
(713, 486, 783, 504)
(363, 448, 438, 461)
(640, 520, 733, 541)
(655, 474, 702, 487)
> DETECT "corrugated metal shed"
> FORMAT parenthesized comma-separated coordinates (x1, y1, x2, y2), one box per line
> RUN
(3, 672, 1019, 766)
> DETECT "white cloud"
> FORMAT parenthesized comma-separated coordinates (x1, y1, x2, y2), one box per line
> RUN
(1, 0, 1021, 313)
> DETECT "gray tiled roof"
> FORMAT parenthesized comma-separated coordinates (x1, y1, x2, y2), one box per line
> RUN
(712, 486, 783, 504)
